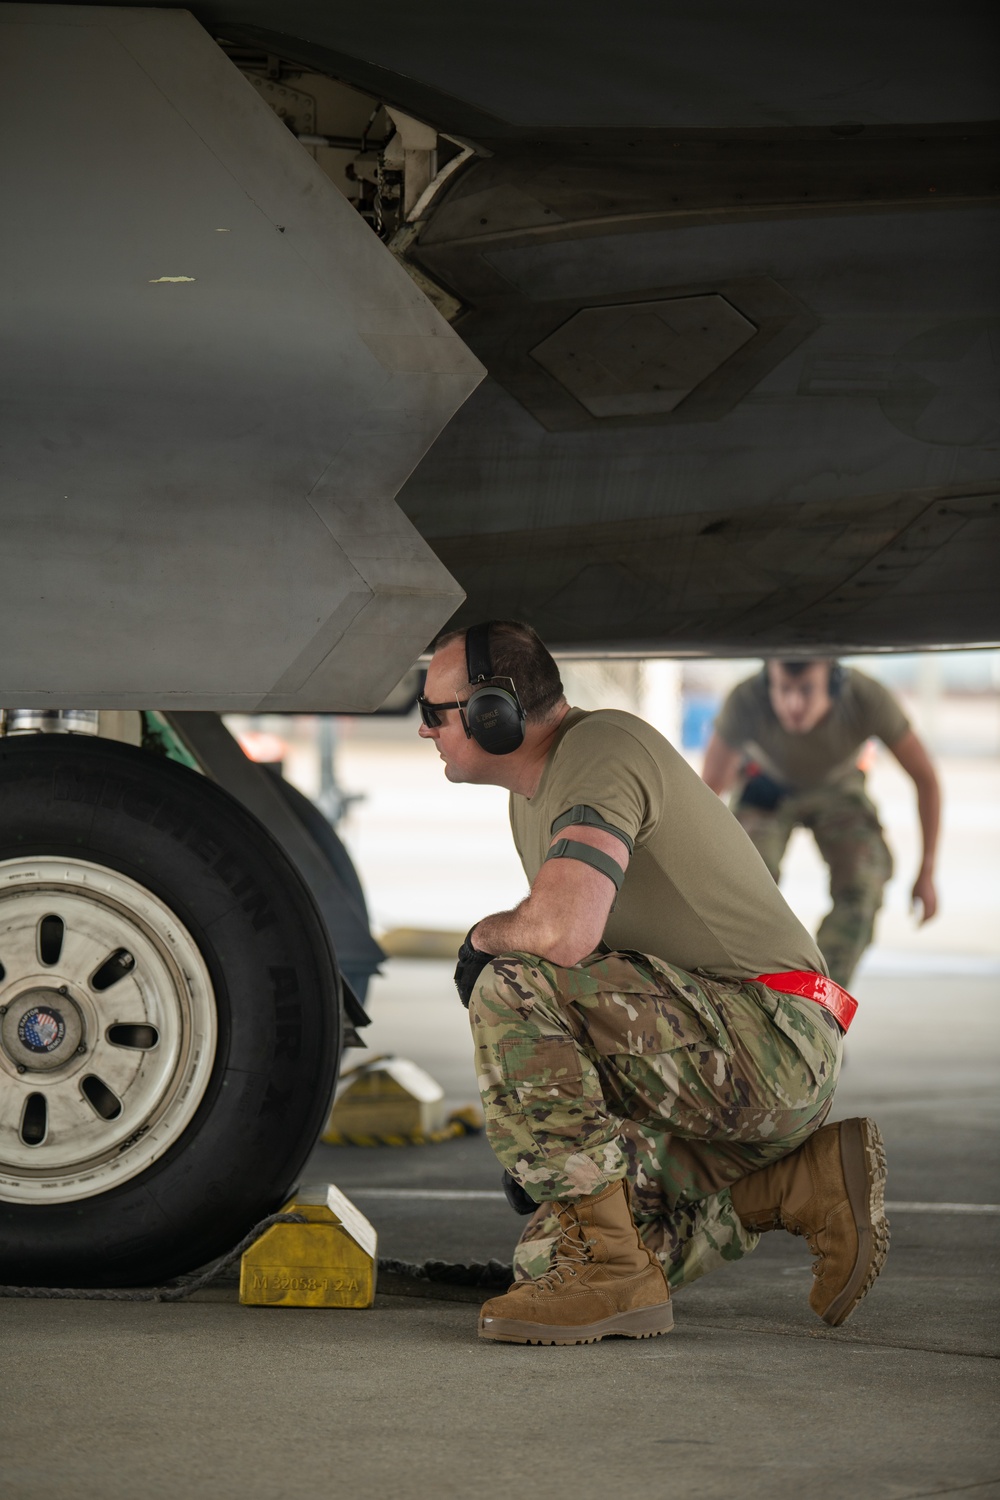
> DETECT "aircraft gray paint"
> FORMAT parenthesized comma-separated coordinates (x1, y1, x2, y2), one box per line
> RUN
(2, 0, 997, 691)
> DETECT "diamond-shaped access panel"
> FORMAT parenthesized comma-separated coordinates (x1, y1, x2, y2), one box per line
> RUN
(530, 295, 756, 418)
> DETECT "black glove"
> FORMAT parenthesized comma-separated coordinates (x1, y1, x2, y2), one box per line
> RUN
(737, 771, 787, 812)
(454, 927, 492, 1009)
(502, 1169, 537, 1216)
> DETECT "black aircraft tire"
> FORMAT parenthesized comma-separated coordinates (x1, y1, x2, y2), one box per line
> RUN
(0, 735, 341, 1288)
(269, 775, 375, 1004)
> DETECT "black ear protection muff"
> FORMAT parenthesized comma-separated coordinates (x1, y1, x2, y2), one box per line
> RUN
(463, 622, 526, 755)
(762, 660, 846, 698)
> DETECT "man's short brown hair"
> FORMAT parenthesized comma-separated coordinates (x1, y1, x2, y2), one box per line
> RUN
(435, 620, 565, 723)
(769, 658, 839, 679)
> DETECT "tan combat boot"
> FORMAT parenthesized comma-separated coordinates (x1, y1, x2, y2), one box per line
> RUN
(478, 1179, 673, 1345)
(730, 1116, 889, 1327)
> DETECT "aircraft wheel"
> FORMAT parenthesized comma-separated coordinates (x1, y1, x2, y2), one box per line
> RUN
(0, 734, 340, 1287)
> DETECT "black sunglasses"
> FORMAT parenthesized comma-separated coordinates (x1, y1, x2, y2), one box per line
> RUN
(417, 695, 465, 729)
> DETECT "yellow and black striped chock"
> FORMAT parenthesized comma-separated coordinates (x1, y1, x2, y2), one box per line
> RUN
(322, 1055, 482, 1146)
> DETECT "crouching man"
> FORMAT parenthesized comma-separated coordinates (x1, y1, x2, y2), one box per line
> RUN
(418, 621, 889, 1346)
(702, 658, 941, 988)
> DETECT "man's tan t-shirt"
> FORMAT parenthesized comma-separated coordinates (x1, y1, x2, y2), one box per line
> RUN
(714, 668, 909, 791)
(509, 707, 823, 980)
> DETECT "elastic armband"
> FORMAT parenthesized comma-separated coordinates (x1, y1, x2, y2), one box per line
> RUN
(544, 838, 625, 892)
(550, 805, 634, 855)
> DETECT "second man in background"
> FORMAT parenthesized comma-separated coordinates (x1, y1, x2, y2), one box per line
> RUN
(702, 659, 941, 987)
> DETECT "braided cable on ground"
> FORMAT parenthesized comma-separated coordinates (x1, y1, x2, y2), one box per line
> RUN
(0, 1214, 307, 1301)
(0, 1219, 513, 1301)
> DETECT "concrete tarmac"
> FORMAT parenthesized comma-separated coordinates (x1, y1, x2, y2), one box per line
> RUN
(2, 960, 998, 1500)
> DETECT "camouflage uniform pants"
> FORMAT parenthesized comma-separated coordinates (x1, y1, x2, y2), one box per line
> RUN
(734, 774, 893, 988)
(469, 950, 841, 1293)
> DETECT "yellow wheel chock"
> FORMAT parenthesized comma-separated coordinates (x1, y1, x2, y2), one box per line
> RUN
(321, 1055, 483, 1146)
(239, 1184, 377, 1309)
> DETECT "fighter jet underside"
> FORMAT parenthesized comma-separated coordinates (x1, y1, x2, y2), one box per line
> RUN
(3, 0, 998, 692)
(203, 1, 1000, 656)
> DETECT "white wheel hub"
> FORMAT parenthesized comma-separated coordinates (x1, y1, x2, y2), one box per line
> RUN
(0, 857, 217, 1203)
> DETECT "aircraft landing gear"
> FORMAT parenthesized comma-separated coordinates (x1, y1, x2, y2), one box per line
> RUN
(0, 734, 342, 1287)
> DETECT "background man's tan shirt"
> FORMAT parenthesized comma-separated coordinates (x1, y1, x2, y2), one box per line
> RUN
(509, 707, 824, 980)
(715, 668, 910, 791)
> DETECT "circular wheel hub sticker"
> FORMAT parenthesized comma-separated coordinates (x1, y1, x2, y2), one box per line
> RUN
(18, 1006, 67, 1054)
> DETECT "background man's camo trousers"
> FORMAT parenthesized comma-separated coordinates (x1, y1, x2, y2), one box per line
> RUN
(733, 772, 893, 988)
(469, 950, 841, 1293)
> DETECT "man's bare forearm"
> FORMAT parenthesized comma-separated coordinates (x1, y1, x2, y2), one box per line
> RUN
(472, 901, 585, 968)
(888, 730, 941, 878)
(472, 887, 608, 970)
(470, 834, 622, 968)
(471, 902, 532, 956)
(914, 772, 941, 874)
